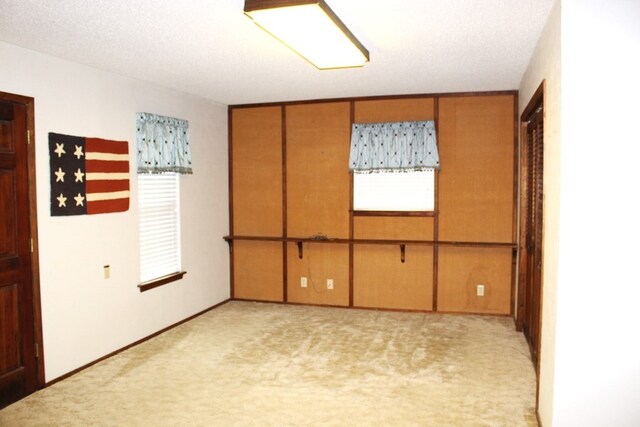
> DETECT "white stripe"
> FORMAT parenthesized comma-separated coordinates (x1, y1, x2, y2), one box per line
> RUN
(86, 172, 129, 180)
(87, 191, 130, 201)
(86, 153, 129, 161)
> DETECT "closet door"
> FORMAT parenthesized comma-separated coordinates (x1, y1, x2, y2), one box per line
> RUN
(520, 104, 544, 366)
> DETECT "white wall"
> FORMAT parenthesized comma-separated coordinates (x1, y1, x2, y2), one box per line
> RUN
(553, 1, 640, 425)
(521, 1, 640, 425)
(518, 1, 561, 425)
(0, 41, 230, 381)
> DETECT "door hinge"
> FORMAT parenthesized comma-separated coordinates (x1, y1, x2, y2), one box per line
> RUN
(35, 343, 39, 358)
(27, 130, 31, 145)
(30, 238, 34, 253)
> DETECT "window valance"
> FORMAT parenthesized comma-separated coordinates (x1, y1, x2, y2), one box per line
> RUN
(136, 112, 192, 174)
(349, 121, 439, 173)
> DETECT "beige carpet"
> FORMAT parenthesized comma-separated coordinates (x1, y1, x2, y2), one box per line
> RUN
(0, 301, 537, 426)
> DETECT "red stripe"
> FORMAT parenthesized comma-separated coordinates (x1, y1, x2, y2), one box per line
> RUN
(86, 160, 129, 173)
(87, 198, 129, 214)
(86, 138, 129, 154)
(83, 137, 129, 215)
(86, 179, 130, 193)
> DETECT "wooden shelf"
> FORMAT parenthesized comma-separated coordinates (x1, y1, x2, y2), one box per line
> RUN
(223, 235, 516, 249)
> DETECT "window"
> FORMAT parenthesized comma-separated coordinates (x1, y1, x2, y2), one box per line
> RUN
(138, 173, 182, 285)
(353, 170, 435, 212)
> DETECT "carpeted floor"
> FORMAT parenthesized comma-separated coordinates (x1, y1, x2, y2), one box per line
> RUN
(0, 301, 537, 426)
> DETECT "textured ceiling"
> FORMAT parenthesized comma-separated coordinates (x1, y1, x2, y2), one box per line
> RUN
(0, 0, 554, 105)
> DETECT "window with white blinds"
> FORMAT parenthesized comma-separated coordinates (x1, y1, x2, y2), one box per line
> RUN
(353, 170, 435, 211)
(138, 173, 181, 283)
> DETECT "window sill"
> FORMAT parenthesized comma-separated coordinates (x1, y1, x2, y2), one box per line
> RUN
(138, 271, 187, 292)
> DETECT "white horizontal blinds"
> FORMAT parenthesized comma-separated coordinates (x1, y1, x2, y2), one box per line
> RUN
(353, 170, 435, 211)
(138, 173, 181, 282)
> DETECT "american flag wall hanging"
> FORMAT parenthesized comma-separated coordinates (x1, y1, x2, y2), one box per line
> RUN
(49, 133, 130, 216)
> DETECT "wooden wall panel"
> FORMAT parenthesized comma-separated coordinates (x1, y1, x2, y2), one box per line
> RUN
(354, 217, 434, 240)
(232, 107, 282, 236)
(354, 245, 433, 311)
(287, 243, 349, 306)
(438, 95, 515, 242)
(286, 102, 351, 238)
(437, 247, 512, 314)
(229, 92, 517, 313)
(354, 98, 435, 123)
(233, 241, 283, 301)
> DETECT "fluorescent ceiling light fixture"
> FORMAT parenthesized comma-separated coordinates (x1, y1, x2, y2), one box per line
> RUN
(244, 0, 369, 70)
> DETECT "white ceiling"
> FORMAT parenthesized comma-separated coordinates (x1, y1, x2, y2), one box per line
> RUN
(0, 0, 555, 106)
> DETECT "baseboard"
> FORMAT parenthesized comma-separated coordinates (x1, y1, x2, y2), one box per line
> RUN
(45, 298, 231, 387)
(232, 297, 512, 317)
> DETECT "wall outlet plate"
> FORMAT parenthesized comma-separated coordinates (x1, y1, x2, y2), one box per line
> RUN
(327, 279, 334, 290)
(104, 265, 110, 279)
(477, 284, 485, 297)
(301, 277, 307, 288)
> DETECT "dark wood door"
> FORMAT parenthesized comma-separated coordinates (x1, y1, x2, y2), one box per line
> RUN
(0, 96, 41, 407)
(517, 85, 544, 372)
(523, 111, 543, 365)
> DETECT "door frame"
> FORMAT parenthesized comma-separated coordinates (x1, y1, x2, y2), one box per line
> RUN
(516, 81, 544, 375)
(0, 90, 44, 389)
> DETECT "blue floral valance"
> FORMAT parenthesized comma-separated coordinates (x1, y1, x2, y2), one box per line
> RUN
(349, 121, 439, 173)
(136, 112, 192, 174)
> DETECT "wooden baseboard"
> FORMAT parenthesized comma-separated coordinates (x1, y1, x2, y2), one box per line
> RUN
(45, 299, 231, 387)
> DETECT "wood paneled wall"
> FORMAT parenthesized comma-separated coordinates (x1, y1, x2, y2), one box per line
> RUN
(231, 107, 284, 301)
(228, 92, 516, 315)
(286, 103, 351, 238)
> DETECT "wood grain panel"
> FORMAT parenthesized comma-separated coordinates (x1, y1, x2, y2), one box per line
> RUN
(0, 170, 16, 256)
(287, 242, 349, 306)
(354, 216, 434, 240)
(354, 98, 435, 123)
(233, 241, 283, 302)
(438, 95, 515, 242)
(232, 106, 282, 236)
(286, 102, 351, 238)
(354, 245, 433, 310)
(437, 247, 512, 314)
(0, 283, 20, 375)
(0, 119, 12, 152)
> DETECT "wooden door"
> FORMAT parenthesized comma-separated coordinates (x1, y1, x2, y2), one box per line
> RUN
(0, 93, 42, 407)
(517, 84, 544, 370)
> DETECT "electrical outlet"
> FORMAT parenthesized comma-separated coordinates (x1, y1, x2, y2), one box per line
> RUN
(477, 284, 485, 297)
(327, 279, 334, 290)
(104, 265, 110, 279)
(301, 277, 307, 288)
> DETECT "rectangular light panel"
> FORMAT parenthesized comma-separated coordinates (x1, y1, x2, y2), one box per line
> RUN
(245, 0, 369, 70)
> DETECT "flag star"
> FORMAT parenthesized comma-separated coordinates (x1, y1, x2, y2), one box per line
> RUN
(54, 167, 66, 182)
(57, 193, 67, 207)
(74, 145, 84, 159)
(74, 193, 85, 206)
(74, 168, 85, 182)
(54, 143, 66, 157)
